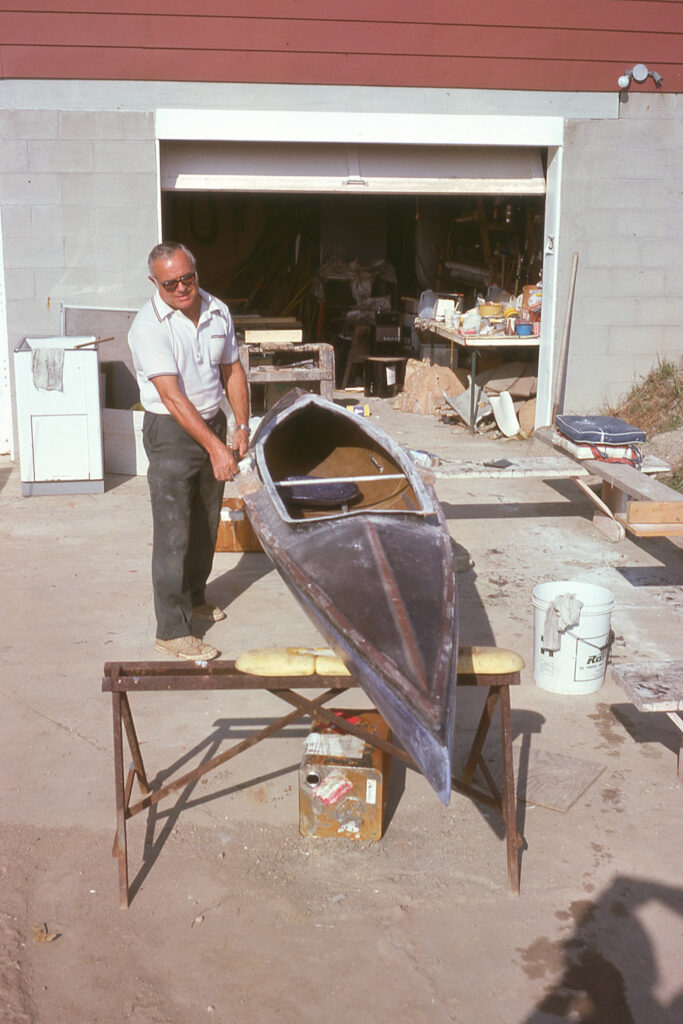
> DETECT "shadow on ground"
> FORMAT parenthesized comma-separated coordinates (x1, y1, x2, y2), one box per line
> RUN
(125, 715, 310, 904)
(519, 875, 683, 1023)
(210, 551, 275, 609)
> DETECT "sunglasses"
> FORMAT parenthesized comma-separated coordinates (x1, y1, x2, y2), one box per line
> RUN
(157, 270, 197, 292)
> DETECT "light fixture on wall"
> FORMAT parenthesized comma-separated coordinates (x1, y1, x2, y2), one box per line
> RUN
(617, 63, 664, 91)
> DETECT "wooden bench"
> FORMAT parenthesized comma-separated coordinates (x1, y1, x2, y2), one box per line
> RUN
(535, 426, 682, 541)
(103, 646, 524, 907)
(610, 662, 683, 779)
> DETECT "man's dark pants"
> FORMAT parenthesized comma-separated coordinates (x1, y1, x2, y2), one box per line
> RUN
(142, 409, 227, 640)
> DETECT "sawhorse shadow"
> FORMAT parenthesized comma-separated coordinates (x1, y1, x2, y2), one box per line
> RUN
(129, 716, 309, 904)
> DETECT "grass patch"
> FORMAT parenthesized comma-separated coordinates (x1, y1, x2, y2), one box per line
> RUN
(607, 358, 683, 435)
(606, 359, 683, 493)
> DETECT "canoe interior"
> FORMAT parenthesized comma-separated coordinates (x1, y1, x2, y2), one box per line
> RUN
(261, 403, 421, 520)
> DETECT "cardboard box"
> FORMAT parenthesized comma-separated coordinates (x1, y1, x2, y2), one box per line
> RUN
(522, 285, 542, 311)
(215, 497, 262, 552)
(299, 710, 391, 841)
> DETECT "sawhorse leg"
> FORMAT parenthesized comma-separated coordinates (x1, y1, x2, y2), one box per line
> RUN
(667, 711, 683, 782)
(111, 691, 150, 909)
(458, 681, 522, 894)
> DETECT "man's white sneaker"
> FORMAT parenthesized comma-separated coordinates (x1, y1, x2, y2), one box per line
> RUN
(155, 635, 219, 661)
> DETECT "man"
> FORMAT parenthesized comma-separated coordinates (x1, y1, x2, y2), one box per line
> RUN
(128, 242, 250, 660)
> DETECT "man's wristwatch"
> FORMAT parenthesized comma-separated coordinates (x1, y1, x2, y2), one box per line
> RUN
(235, 423, 250, 434)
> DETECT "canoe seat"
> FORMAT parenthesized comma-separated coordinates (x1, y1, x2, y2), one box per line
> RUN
(277, 477, 361, 509)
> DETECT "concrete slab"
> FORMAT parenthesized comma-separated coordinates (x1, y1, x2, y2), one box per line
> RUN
(1, 398, 682, 1023)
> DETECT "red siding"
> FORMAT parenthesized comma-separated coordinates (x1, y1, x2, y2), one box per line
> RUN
(1, 1, 681, 92)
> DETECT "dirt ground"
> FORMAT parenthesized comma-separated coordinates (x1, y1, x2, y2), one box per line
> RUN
(647, 428, 683, 483)
(1, 399, 682, 1024)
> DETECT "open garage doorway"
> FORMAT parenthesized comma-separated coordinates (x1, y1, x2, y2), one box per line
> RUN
(161, 188, 546, 391)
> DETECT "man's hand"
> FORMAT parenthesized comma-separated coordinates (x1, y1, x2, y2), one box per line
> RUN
(151, 375, 240, 479)
(209, 443, 240, 481)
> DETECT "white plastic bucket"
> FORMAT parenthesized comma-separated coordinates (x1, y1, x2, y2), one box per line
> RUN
(532, 580, 614, 694)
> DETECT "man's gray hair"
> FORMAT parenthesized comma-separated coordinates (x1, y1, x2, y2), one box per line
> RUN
(148, 242, 196, 275)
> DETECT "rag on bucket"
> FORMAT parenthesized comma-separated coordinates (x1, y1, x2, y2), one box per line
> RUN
(543, 593, 583, 651)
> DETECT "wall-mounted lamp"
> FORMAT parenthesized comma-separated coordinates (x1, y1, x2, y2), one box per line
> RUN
(618, 63, 664, 91)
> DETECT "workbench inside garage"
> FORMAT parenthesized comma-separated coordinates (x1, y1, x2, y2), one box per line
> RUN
(414, 316, 540, 369)
(235, 317, 335, 409)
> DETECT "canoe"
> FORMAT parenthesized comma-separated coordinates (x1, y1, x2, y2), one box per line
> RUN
(237, 389, 458, 804)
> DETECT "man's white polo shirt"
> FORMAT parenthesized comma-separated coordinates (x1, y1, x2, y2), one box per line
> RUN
(128, 288, 238, 418)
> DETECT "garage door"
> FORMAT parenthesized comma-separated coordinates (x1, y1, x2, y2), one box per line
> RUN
(160, 141, 545, 195)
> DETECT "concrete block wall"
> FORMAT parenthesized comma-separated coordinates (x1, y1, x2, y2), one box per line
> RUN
(2, 82, 682, 438)
(0, 108, 158, 352)
(558, 93, 683, 413)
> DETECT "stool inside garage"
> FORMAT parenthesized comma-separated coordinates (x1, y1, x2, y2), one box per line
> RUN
(364, 355, 408, 398)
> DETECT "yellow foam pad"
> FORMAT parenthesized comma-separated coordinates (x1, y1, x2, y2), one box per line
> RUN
(237, 645, 523, 679)
(457, 646, 525, 675)
(314, 651, 351, 676)
(235, 647, 316, 676)
(235, 646, 351, 677)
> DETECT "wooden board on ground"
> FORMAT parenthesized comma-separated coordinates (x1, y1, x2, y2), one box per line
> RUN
(477, 742, 605, 812)
(609, 662, 683, 712)
(435, 455, 591, 479)
(585, 461, 682, 500)
(434, 451, 669, 482)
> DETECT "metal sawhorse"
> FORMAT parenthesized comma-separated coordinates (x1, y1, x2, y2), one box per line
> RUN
(103, 656, 523, 907)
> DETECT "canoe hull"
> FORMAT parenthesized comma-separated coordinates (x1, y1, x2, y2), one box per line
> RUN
(238, 391, 458, 803)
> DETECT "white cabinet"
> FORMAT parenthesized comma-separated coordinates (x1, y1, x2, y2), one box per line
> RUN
(14, 336, 104, 495)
